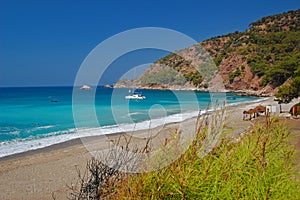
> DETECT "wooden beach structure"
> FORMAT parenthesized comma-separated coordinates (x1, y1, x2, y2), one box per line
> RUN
(243, 105, 267, 120)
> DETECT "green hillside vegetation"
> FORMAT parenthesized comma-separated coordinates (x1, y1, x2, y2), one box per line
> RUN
(139, 42, 219, 87)
(140, 53, 206, 87)
(136, 9, 300, 101)
(140, 67, 187, 86)
(203, 9, 300, 101)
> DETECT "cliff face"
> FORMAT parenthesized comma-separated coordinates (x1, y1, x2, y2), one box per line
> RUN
(115, 9, 300, 95)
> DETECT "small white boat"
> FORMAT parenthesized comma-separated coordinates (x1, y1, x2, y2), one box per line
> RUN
(125, 94, 146, 100)
(125, 90, 146, 100)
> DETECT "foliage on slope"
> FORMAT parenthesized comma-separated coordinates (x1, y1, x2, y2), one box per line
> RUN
(136, 9, 300, 94)
(202, 9, 300, 91)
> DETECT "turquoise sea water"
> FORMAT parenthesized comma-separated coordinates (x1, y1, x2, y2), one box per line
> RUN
(0, 87, 260, 157)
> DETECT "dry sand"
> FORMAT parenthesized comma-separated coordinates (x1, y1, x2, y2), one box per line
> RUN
(0, 97, 298, 200)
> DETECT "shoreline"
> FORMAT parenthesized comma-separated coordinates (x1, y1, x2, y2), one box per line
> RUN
(0, 97, 281, 199)
(0, 97, 268, 161)
(114, 86, 274, 97)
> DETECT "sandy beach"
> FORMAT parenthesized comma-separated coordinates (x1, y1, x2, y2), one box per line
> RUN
(0, 97, 298, 200)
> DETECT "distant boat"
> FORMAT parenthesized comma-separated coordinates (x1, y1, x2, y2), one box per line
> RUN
(50, 99, 58, 103)
(125, 89, 146, 100)
(124, 68, 145, 100)
(80, 85, 91, 90)
(226, 96, 236, 100)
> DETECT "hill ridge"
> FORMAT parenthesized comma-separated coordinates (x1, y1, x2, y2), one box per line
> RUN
(115, 9, 300, 97)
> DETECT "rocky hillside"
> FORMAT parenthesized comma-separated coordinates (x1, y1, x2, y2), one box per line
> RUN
(115, 9, 300, 95)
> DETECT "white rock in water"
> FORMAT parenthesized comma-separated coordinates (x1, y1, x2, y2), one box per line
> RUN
(80, 85, 91, 90)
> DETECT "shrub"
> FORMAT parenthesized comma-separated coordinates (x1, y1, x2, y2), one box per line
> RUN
(228, 68, 241, 83)
(213, 55, 223, 66)
(183, 72, 203, 87)
(275, 76, 300, 103)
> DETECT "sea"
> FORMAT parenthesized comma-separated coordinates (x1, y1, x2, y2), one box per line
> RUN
(0, 87, 262, 158)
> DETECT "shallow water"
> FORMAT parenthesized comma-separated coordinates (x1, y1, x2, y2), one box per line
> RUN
(0, 87, 260, 157)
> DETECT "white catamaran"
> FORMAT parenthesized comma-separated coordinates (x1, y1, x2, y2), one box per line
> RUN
(125, 89, 146, 100)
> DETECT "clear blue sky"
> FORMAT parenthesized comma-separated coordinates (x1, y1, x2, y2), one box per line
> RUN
(1, 0, 299, 87)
